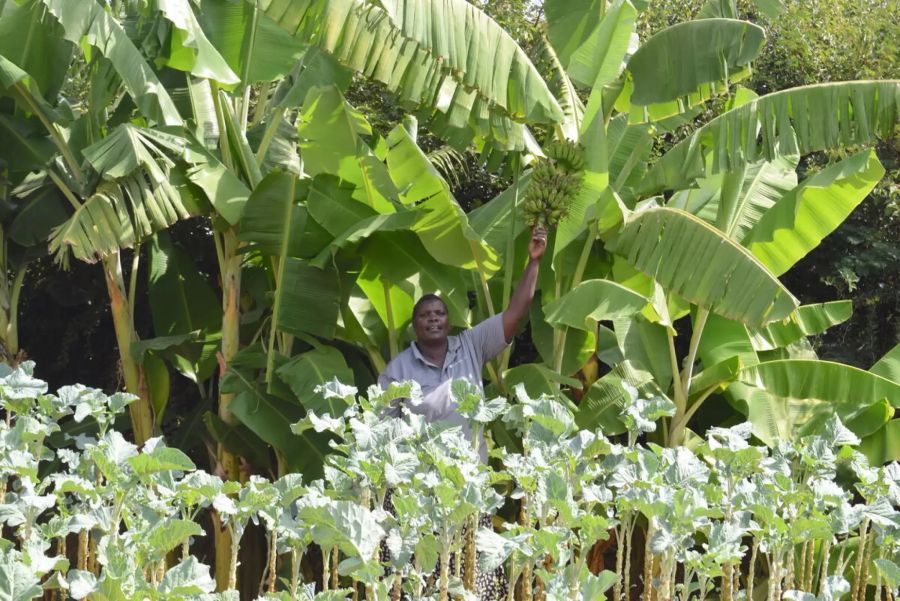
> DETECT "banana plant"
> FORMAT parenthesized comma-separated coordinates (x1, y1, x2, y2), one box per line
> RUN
(459, 0, 900, 455)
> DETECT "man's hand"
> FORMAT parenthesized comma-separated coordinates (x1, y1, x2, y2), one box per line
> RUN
(529, 226, 547, 262)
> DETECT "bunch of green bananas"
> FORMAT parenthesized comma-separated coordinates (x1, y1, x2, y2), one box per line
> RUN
(523, 140, 585, 228)
(545, 139, 586, 173)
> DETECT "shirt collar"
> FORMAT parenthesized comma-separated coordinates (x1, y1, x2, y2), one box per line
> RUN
(410, 335, 460, 368)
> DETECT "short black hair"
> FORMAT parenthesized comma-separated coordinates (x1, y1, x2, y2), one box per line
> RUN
(412, 294, 447, 317)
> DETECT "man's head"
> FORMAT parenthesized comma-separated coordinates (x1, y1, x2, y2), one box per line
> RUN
(412, 294, 449, 345)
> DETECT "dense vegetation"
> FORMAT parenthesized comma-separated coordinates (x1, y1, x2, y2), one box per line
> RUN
(0, 0, 898, 597)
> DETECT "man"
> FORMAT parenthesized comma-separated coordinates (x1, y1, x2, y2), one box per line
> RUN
(377, 227, 548, 459)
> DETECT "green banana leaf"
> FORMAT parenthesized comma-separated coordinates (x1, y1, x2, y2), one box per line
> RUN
(532, 32, 585, 140)
(298, 86, 398, 213)
(738, 360, 900, 444)
(157, 0, 239, 85)
(238, 170, 307, 257)
(669, 155, 799, 242)
(468, 174, 532, 253)
(697, 312, 759, 372)
(613, 315, 673, 391)
(748, 301, 853, 351)
(385, 126, 500, 276)
(274, 46, 353, 108)
(503, 364, 582, 399)
(259, 0, 563, 146)
(530, 292, 596, 376)
(146, 232, 221, 385)
(0, 0, 73, 99)
(7, 183, 69, 248)
(276, 347, 355, 417)
(745, 149, 885, 276)
(641, 80, 900, 194)
(555, 0, 637, 89)
(607, 207, 798, 327)
(197, 0, 306, 84)
(38, 0, 182, 126)
(871, 343, 900, 383)
(274, 259, 342, 340)
(543, 279, 648, 331)
(0, 115, 54, 181)
(607, 114, 654, 192)
(543, 0, 608, 69)
(222, 354, 331, 477)
(627, 19, 764, 107)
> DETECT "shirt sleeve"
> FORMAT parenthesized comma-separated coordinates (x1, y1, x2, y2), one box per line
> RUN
(465, 312, 510, 365)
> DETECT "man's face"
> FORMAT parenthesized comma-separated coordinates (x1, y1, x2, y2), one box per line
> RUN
(413, 299, 449, 344)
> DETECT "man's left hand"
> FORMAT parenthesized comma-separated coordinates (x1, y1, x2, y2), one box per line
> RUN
(529, 227, 547, 262)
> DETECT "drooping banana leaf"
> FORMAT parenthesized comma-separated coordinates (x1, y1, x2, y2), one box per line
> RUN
(748, 301, 853, 351)
(871, 343, 900, 383)
(745, 149, 885, 276)
(273, 46, 352, 108)
(543, 0, 608, 69)
(641, 80, 900, 194)
(0, 114, 54, 181)
(298, 86, 398, 213)
(606, 114, 654, 192)
(462, 173, 532, 255)
(196, 0, 306, 84)
(259, 0, 563, 147)
(274, 258, 342, 341)
(552, 0, 637, 89)
(0, 0, 73, 99)
(606, 207, 798, 327)
(737, 360, 900, 444)
(156, 0, 239, 85)
(49, 126, 200, 264)
(385, 125, 500, 276)
(612, 315, 673, 391)
(543, 279, 648, 331)
(7, 183, 69, 247)
(629, 19, 764, 104)
(532, 32, 585, 140)
(38, 0, 182, 126)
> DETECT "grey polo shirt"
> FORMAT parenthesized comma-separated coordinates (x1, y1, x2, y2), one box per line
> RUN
(377, 313, 509, 460)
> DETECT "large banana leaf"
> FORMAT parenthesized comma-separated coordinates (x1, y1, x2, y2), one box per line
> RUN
(738, 360, 900, 444)
(748, 301, 852, 351)
(627, 19, 764, 107)
(0, 0, 72, 99)
(543, 279, 648, 331)
(274, 259, 342, 340)
(641, 81, 900, 194)
(259, 0, 562, 146)
(49, 126, 199, 263)
(503, 363, 582, 399)
(532, 33, 585, 140)
(298, 86, 397, 213)
(530, 291, 596, 376)
(197, 0, 306, 84)
(385, 126, 500, 275)
(461, 173, 532, 254)
(606, 207, 798, 327)
(613, 316, 673, 391)
(276, 347, 354, 416)
(7, 183, 68, 247)
(745, 149, 885, 276)
(872, 344, 900, 383)
(38, 0, 182, 126)
(697, 312, 759, 370)
(860, 344, 900, 464)
(157, 0, 239, 85)
(668, 155, 798, 241)
(548, 0, 637, 89)
(0, 114, 54, 182)
(238, 170, 307, 256)
(147, 232, 220, 384)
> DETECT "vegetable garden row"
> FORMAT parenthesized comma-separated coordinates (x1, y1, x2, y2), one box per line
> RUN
(5, 364, 900, 601)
